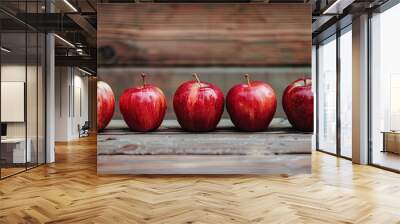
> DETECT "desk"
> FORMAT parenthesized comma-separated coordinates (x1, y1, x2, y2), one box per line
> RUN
(382, 131, 400, 155)
(1, 138, 31, 163)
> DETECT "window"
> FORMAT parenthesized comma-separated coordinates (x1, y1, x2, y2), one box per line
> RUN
(370, 3, 400, 171)
(317, 35, 337, 154)
(316, 24, 353, 159)
(339, 27, 352, 158)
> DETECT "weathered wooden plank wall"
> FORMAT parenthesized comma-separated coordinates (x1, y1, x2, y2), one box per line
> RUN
(98, 4, 311, 67)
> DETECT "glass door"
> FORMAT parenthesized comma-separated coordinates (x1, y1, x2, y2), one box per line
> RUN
(317, 35, 337, 154)
(339, 26, 352, 158)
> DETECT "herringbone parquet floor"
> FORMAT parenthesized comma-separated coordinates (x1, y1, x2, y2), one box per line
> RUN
(1, 135, 400, 224)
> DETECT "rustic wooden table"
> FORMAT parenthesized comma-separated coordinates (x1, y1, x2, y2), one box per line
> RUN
(98, 118, 311, 175)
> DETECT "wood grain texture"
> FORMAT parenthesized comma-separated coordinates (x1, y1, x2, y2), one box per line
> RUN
(98, 119, 310, 155)
(98, 154, 311, 175)
(98, 3, 311, 66)
(97, 119, 311, 174)
(1, 136, 400, 223)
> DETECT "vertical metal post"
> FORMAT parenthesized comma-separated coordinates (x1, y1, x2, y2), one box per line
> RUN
(36, 0, 39, 167)
(367, 10, 373, 165)
(315, 44, 320, 150)
(25, 0, 28, 171)
(336, 27, 341, 157)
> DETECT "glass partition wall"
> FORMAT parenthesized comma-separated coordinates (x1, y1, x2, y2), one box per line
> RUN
(0, 30, 27, 177)
(339, 27, 352, 159)
(317, 35, 337, 155)
(0, 2, 46, 179)
(316, 25, 352, 159)
(316, 0, 400, 172)
(370, 2, 400, 171)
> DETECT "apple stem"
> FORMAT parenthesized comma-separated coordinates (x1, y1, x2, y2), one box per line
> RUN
(244, 74, 251, 86)
(304, 77, 311, 86)
(141, 73, 146, 87)
(193, 73, 201, 85)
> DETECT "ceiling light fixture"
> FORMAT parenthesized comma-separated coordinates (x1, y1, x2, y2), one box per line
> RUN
(63, 0, 78, 12)
(54, 34, 75, 48)
(1, 47, 11, 53)
(78, 67, 93, 76)
(322, 0, 355, 15)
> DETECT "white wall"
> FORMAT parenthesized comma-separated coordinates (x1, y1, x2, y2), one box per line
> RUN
(55, 67, 89, 141)
(1, 65, 26, 138)
(1, 65, 39, 138)
(71, 72, 89, 138)
(55, 66, 69, 141)
(1, 64, 46, 164)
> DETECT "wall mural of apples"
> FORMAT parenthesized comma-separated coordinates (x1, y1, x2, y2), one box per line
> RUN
(119, 73, 167, 132)
(282, 77, 314, 132)
(173, 74, 224, 132)
(101, 74, 314, 132)
(97, 3, 312, 175)
(226, 74, 277, 132)
(97, 81, 115, 131)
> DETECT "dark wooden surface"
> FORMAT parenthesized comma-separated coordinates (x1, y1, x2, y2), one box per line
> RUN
(98, 3, 311, 67)
(97, 119, 311, 174)
(98, 119, 311, 155)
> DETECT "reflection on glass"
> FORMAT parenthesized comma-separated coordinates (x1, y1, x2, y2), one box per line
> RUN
(340, 28, 352, 158)
(371, 4, 400, 171)
(1, 31, 28, 177)
(0, 1, 47, 179)
(318, 36, 337, 154)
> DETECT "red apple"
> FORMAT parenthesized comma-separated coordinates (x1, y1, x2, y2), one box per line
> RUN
(119, 73, 167, 132)
(97, 81, 115, 131)
(226, 74, 277, 131)
(173, 73, 224, 132)
(282, 77, 313, 132)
